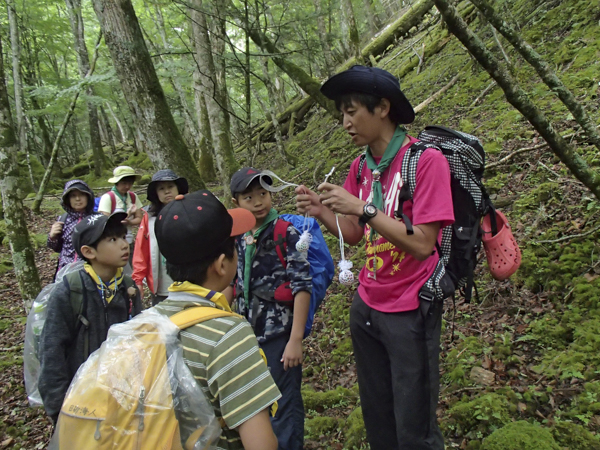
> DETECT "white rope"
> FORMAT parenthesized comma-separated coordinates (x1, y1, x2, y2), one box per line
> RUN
(336, 214, 354, 285)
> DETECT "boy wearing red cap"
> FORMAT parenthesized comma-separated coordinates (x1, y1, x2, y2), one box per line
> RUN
(296, 65, 454, 449)
(154, 190, 280, 450)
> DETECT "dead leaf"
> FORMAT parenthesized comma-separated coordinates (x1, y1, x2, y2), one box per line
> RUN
(584, 273, 599, 282)
(470, 367, 495, 386)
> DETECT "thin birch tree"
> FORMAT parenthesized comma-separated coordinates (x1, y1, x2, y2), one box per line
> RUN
(65, 0, 105, 176)
(0, 37, 41, 312)
(190, 0, 239, 192)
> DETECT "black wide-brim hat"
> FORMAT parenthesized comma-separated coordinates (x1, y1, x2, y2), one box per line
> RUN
(147, 169, 189, 203)
(320, 65, 415, 124)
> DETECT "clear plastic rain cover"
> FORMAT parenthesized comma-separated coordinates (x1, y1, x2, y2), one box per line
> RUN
(23, 260, 85, 407)
(49, 309, 221, 450)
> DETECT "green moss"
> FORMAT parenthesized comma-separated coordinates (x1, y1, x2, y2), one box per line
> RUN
(302, 386, 357, 411)
(482, 421, 560, 450)
(139, 174, 152, 185)
(442, 336, 484, 388)
(344, 407, 367, 449)
(445, 393, 515, 437)
(551, 421, 600, 450)
(305, 416, 341, 439)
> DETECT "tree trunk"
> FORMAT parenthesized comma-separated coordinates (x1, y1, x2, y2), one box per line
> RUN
(258, 59, 288, 163)
(32, 35, 104, 214)
(99, 105, 117, 156)
(190, 0, 238, 193)
(65, 0, 105, 177)
(106, 102, 126, 143)
(432, 0, 600, 199)
(0, 37, 41, 312)
(341, 0, 362, 61)
(363, 0, 381, 34)
(91, 0, 204, 190)
(358, 0, 434, 64)
(150, 5, 202, 151)
(244, 24, 338, 116)
(193, 71, 216, 182)
(7, 0, 28, 160)
(314, 0, 334, 76)
(470, 0, 600, 152)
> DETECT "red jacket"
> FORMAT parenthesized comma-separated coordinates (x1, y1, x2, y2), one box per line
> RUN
(132, 213, 158, 293)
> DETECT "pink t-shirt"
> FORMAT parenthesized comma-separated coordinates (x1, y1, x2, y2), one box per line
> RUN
(343, 136, 454, 313)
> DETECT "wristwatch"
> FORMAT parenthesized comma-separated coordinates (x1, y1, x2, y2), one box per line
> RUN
(359, 203, 378, 227)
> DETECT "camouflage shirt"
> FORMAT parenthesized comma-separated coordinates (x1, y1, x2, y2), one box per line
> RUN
(234, 218, 312, 343)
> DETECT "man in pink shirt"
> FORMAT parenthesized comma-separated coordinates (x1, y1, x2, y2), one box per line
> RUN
(296, 65, 454, 450)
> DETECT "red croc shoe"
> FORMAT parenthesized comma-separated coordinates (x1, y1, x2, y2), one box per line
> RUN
(482, 210, 521, 281)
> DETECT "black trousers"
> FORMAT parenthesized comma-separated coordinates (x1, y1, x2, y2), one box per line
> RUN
(349, 291, 444, 450)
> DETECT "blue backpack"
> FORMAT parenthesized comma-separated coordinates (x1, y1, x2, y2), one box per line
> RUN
(274, 215, 335, 338)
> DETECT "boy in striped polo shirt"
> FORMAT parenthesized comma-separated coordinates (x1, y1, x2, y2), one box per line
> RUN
(154, 190, 281, 450)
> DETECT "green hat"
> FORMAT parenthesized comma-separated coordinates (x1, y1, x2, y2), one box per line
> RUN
(108, 166, 140, 184)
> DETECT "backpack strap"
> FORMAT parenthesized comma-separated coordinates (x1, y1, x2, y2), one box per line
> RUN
(169, 306, 242, 329)
(272, 219, 294, 307)
(108, 191, 117, 213)
(273, 219, 290, 269)
(58, 213, 68, 223)
(129, 191, 136, 206)
(396, 141, 433, 235)
(64, 271, 90, 359)
(356, 153, 367, 183)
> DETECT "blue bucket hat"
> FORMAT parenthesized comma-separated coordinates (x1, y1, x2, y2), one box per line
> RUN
(320, 65, 415, 124)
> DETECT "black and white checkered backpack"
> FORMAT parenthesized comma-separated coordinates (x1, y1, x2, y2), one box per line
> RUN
(357, 125, 495, 303)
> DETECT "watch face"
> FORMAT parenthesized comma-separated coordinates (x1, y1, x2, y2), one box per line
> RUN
(365, 204, 377, 216)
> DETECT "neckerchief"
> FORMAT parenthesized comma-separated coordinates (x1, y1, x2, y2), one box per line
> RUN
(365, 126, 407, 211)
(84, 263, 124, 304)
(365, 126, 406, 240)
(242, 208, 279, 307)
(168, 281, 232, 312)
(111, 185, 129, 208)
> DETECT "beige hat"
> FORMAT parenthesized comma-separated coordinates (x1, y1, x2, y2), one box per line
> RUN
(108, 166, 140, 184)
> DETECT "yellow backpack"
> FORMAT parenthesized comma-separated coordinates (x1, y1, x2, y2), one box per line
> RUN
(50, 307, 239, 450)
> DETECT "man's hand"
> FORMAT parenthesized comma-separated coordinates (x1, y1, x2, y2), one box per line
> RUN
(318, 182, 365, 217)
(281, 337, 303, 370)
(49, 221, 64, 239)
(295, 185, 323, 217)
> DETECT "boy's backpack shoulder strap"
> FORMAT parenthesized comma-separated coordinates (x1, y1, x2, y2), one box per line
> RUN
(63, 271, 91, 358)
(273, 218, 292, 269)
(170, 306, 241, 330)
(107, 190, 117, 213)
(129, 191, 136, 204)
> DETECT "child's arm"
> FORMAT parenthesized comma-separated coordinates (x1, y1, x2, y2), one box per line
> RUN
(237, 408, 278, 450)
(131, 214, 148, 294)
(47, 221, 64, 252)
(281, 290, 310, 370)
